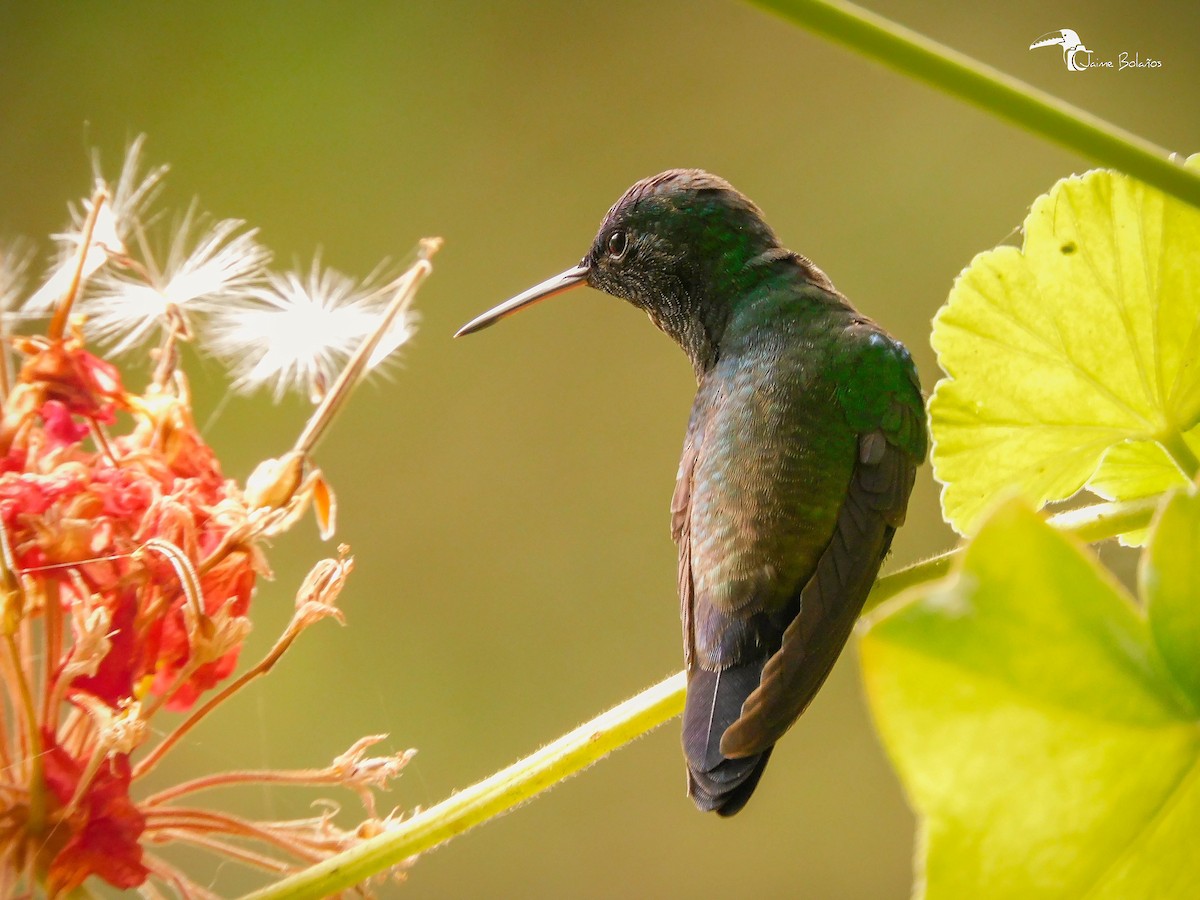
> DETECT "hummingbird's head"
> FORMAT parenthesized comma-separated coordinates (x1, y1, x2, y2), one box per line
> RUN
(582, 169, 780, 312)
(455, 169, 790, 372)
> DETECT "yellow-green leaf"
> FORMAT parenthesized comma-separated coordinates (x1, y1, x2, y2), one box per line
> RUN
(1088, 434, 1200, 545)
(1142, 491, 1200, 708)
(929, 157, 1200, 535)
(862, 499, 1200, 899)
(1090, 436, 1199, 502)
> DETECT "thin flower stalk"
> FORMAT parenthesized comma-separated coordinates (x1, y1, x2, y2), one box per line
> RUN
(133, 550, 353, 781)
(293, 238, 440, 458)
(48, 187, 107, 341)
(27, 134, 167, 314)
(235, 246, 435, 541)
(207, 254, 420, 404)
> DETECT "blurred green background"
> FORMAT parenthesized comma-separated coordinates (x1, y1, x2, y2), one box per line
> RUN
(2, 2, 1197, 897)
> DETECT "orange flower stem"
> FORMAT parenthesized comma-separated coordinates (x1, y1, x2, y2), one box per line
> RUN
(143, 806, 326, 862)
(150, 326, 180, 389)
(86, 418, 119, 466)
(60, 739, 109, 821)
(138, 657, 201, 722)
(145, 765, 362, 807)
(43, 666, 74, 732)
(4, 633, 42, 833)
(152, 831, 293, 875)
(133, 620, 303, 780)
(0, 698, 12, 775)
(194, 532, 237, 578)
(0, 338, 10, 401)
(0, 528, 22, 776)
(48, 187, 107, 342)
(39, 581, 62, 730)
(141, 854, 223, 900)
(136, 539, 205, 624)
(55, 704, 89, 754)
(0, 641, 22, 776)
(133, 538, 211, 720)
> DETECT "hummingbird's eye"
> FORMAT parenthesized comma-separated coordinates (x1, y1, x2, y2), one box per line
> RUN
(606, 229, 628, 260)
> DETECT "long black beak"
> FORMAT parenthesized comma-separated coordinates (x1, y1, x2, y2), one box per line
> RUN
(455, 264, 590, 337)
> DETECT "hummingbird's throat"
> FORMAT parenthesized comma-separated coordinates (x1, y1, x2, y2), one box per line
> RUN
(642, 297, 724, 377)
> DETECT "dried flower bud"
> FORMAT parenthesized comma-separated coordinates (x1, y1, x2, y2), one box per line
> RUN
(245, 450, 305, 511)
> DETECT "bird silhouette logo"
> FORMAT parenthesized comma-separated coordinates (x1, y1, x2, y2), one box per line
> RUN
(1030, 29, 1094, 70)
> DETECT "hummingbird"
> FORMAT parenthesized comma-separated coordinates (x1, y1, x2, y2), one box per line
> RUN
(456, 170, 925, 816)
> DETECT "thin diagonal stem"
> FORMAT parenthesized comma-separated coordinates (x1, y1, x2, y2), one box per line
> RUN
(4, 633, 41, 833)
(238, 494, 1160, 900)
(49, 188, 107, 340)
(134, 613, 306, 780)
(749, 0, 1200, 209)
(293, 239, 440, 458)
(239, 672, 686, 900)
(861, 493, 1162, 616)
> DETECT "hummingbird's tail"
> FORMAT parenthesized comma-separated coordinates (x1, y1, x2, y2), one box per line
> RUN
(682, 663, 773, 816)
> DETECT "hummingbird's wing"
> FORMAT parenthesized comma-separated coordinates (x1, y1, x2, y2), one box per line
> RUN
(675, 357, 823, 815)
(678, 318, 924, 815)
(717, 427, 916, 758)
(670, 441, 697, 666)
(720, 323, 925, 758)
(674, 413, 775, 814)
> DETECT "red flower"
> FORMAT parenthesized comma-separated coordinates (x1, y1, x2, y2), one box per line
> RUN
(0, 151, 439, 896)
(40, 399, 91, 449)
(0, 370, 260, 719)
(67, 589, 149, 707)
(41, 729, 149, 893)
(152, 549, 257, 709)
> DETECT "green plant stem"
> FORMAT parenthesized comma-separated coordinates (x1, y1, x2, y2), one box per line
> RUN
(862, 549, 954, 616)
(241, 493, 1162, 899)
(748, 0, 1200, 210)
(1048, 493, 1163, 541)
(861, 494, 1162, 618)
(1159, 431, 1200, 481)
(240, 672, 686, 900)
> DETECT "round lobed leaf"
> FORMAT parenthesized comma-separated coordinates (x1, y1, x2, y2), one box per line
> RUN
(929, 157, 1200, 535)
